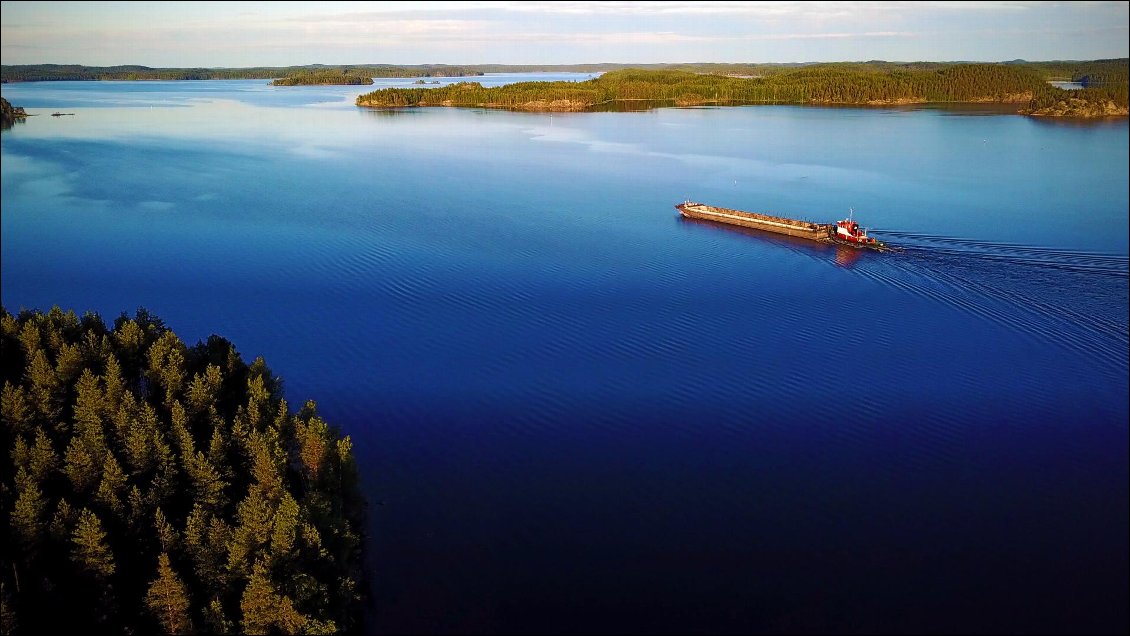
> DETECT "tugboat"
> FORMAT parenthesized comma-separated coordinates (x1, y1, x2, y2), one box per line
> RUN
(830, 208, 887, 250)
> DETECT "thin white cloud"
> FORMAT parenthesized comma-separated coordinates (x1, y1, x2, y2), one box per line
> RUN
(475, 29, 916, 45)
(1, 0, 1126, 66)
(920, 1, 1039, 10)
(755, 31, 914, 41)
(461, 1, 1055, 17)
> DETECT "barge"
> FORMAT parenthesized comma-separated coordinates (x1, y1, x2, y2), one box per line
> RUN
(676, 201, 889, 251)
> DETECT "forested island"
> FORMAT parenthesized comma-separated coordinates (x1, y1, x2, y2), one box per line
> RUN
(1, 97, 28, 129)
(356, 60, 1129, 118)
(0, 306, 366, 634)
(272, 70, 374, 86)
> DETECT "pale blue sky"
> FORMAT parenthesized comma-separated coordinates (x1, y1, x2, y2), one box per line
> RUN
(1, 1, 1127, 67)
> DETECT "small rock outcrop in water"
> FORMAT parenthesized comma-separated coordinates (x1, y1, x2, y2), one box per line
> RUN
(1, 96, 28, 128)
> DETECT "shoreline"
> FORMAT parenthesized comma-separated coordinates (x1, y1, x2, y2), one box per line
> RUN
(356, 97, 1128, 119)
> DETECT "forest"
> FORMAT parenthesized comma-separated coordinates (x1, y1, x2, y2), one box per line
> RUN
(272, 70, 374, 86)
(0, 307, 366, 634)
(355, 61, 1129, 116)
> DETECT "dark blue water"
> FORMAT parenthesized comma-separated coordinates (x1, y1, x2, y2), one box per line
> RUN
(2, 77, 1127, 634)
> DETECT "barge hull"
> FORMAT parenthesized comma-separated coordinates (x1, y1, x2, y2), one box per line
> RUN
(677, 202, 833, 242)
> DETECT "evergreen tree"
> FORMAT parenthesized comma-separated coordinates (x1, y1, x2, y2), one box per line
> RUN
(187, 364, 223, 415)
(63, 436, 101, 493)
(186, 450, 227, 512)
(155, 507, 179, 553)
(0, 384, 32, 436)
(101, 353, 125, 419)
(70, 509, 115, 580)
(145, 553, 191, 634)
(11, 481, 46, 547)
(240, 563, 306, 635)
(48, 498, 77, 542)
(202, 597, 233, 634)
(184, 504, 231, 591)
(54, 343, 85, 387)
(26, 350, 61, 428)
(147, 332, 186, 408)
(94, 452, 128, 517)
(27, 427, 59, 484)
(270, 492, 301, 559)
(16, 322, 40, 363)
(127, 485, 147, 528)
(295, 413, 330, 481)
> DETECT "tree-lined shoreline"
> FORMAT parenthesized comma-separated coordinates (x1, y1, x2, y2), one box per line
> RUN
(354, 62, 1129, 118)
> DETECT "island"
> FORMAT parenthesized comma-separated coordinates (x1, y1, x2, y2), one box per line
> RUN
(272, 69, 374, 86)
(1, 96, 28, 128)
(1, 306, 368, 634)
(355, 61, 1129, 118)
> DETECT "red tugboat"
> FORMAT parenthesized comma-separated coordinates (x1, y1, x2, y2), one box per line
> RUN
(830, 209, 887, 250)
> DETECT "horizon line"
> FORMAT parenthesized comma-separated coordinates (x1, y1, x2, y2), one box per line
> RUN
(4, 57, 1128, 69)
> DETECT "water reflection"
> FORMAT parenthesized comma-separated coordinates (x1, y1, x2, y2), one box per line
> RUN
(1027, 115, 1129, 129)
(590, 99, 676, 112)
(833, 246, 864, 268)
(359, 107, 419, 118)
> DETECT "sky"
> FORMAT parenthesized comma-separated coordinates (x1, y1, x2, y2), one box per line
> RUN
(1, 1, 1127, 67)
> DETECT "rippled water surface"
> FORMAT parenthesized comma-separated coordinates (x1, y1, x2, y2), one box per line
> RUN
(2, 77, 1127, 633)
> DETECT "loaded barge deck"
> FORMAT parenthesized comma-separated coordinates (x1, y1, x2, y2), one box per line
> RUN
(675, 201, 889, 250)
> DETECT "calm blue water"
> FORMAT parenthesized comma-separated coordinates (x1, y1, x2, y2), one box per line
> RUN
(2, 76, 1127, 634)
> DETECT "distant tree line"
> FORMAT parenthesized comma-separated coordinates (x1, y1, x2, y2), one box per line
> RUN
(1, 306, 366, 634)
(355, 62, 1129, 116)
(0, 64, 485, 82)
(5, 59, 1126, 84)
(1016, 58, 1130, 84)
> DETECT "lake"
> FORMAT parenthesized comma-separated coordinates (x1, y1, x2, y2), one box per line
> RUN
(2, 75, 1127, 634)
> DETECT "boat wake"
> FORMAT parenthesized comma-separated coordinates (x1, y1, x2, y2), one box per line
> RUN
(879, 230, 1128, 278)
(855, 230, 1128, 376)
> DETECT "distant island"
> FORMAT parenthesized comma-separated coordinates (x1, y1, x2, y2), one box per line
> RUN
(355, 60, 1129, 118)
(0, 63, 487, 82)
(272, 70, 374, 86)
(1, 96, 29, 128)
